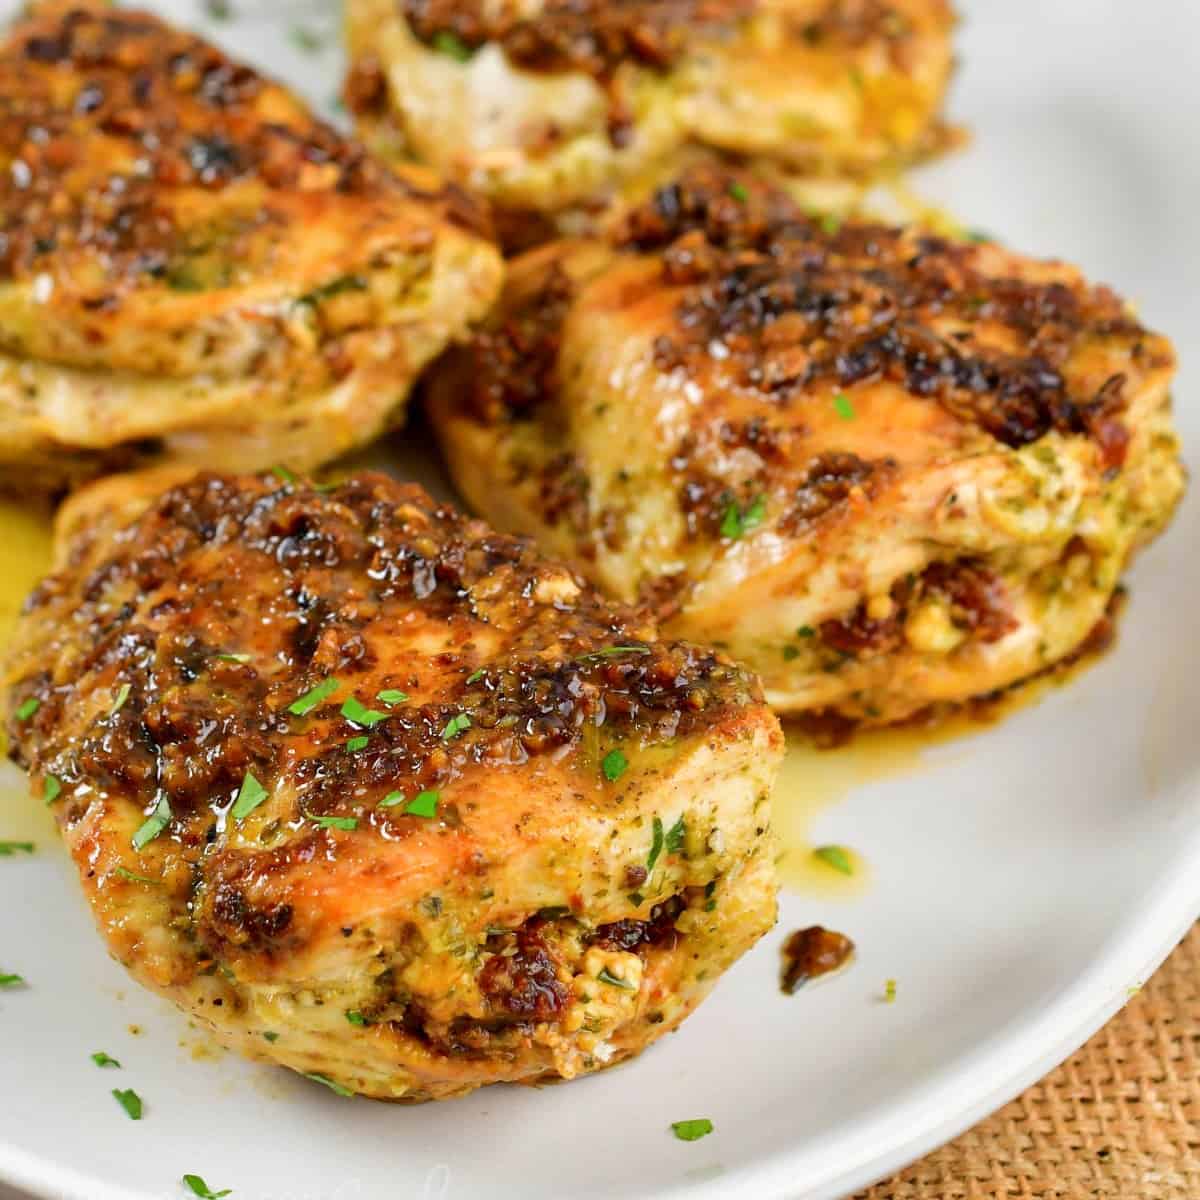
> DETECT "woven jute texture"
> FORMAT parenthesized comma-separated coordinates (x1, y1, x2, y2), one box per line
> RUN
(856, 923, 1200, 1199)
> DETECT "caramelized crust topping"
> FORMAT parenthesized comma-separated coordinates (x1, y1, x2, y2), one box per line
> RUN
(8, 472, 762, 848)
(402, 0, 756, 81)
(620, 168, 1155, 449)
(0, 6, 485, 281)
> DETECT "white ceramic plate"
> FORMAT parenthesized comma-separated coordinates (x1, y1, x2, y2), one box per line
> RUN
(2, 2, 1198, 1198)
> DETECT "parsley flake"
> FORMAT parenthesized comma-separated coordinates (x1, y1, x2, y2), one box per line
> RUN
(647, 816, 665, 872)
(345, 1010, 367, 1027)
(14, 697, 39, 721)
(271, 465, 297, 485)
(0, 841, 34, 857)
(813, 844, 854, 876)
(91, 1052, 121, 1069)
(376, 689, 409, 706)
(719, 495, 767, 540)
(728, 180, 748, 203)
(833, 392, 855, 421)
(465, 669, 486, 685)
(231, 771, 268, 822)
(309, 814, 358, 832)
(0, 973, 25, 988)
(884, 978, 897, 1003)
(132, 794, 171, 850)
(442, 713, 471, 740)
(290, 25, 324, 53)
(405, 790, 440, 819)
(114, 866, 160, 886)
(42, 775, 61, 806)
(288, 677, 340, 717)
(303, 1072, 354, 1097)
(664, 815, 687, 855)
(432, 30, 473, 61)
(379, 791, 406, 808)
(597, 968, 636, 991)
(341, 696, 388, 727)
(112, 1088, 143, 1120)
(602, 748, 628, 783)
(576, 645, 650, 662)
(109, 683, 131, 717)
(262, 1031, 279, 1043)
(671, 1118, 714, 1142)
(213, 652, 251, 664)
(183, 1175, 232, 1199)
(346, 736, 369, 753)
(797, 625, 816, 638)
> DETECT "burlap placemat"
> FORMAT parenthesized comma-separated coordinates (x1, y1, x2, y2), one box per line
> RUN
(856, 923, 1200, 1199)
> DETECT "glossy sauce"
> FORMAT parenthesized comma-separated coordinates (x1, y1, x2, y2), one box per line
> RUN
(772, 672, 1081, 898)
(0, 500, 56, 844)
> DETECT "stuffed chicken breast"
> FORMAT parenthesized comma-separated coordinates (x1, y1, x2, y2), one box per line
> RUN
(2, 467, 782, 1101)
(426, 167, 1185, 723)
(0, 4, 502, 493)
(345, 0, 957, 242)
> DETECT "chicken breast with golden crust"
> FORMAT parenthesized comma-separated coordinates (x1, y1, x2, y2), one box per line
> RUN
(3, 467, 782, 1101)
(345, 0, 957, 243)
(425, 167, 1185, 724)
(0, 4, 502, 493)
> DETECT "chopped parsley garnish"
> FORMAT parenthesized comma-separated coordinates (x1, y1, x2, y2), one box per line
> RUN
(262, 1031, 279, 1043)
(376, 689, 410, 706)
(112, 1088, 143, 1120)
(288, 677, 340, 717)
(303, 1072, 353, 1097)
(0, 973, 25, 988)
(664, 815, 687, 855)
(309, 814, 358, 832)
(671, 1118, 714, 1142)
(832, 392, 855, 421)
(109, 683, 131, 717)
(341, 696, 389, 727)
(183, 1175, 232, 1199)
(884, 978, 897, 1003)
(0, 841, 34, 857)
(91, 1052, 121, 1069)
(271, 465, 297, 485)
(782, 645, 801, 662)
(132, 793, 172, 850)
(597, 968, 636, 991)
(797, 625, 816, 638)
(966, 228, 994, 244)
(602, 749, 628, 783)
(719, 495, 767, 540)
(820, 212, 843, 235)
(346, 736, 369, 753)
(577, 645, 650, 662)
(379, 791, 406, 808)
(431, 30, 473, 61)
(813, 844, 854, 876)
(213, 652, 251, 664)
(465, 670, 486, 685)
(14, 697, 39, 721)
(297, 275, 367, 308)
(204, 0, 233, 19)
(43, 775, 61, 806)
(442, 713, 471, 741)
(114, 866, 160, 886)
(646, 816, 665, 873)
(728, 180, 748, 203)
(231, 771, 268, 822)
(405, 790, 440, 819)
(345, 1010, 367, 1027)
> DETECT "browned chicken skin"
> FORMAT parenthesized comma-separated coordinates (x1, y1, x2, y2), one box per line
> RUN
(0, 4, 502, 492)
(426, 166, 1186, 722)
(2, 468, 782, 1101)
